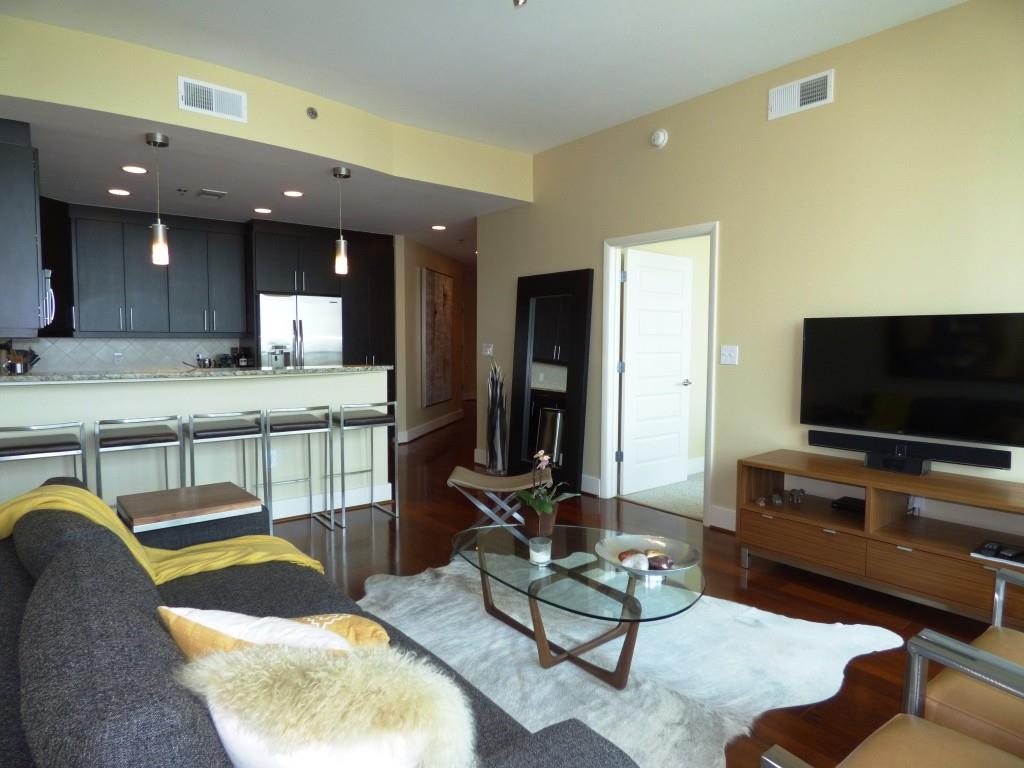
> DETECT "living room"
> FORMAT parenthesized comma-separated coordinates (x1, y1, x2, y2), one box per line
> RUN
(1, 1, 1023, 767)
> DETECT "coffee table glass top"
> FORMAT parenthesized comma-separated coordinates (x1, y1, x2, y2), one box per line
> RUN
(452, 524, 705, 623)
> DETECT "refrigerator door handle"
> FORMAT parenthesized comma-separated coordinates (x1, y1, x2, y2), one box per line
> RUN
(292, 319, 299, 368)
(298, 319, 305, 368)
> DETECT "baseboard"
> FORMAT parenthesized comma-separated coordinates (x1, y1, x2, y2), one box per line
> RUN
(398, 410, 463, 444)
(706, 503, 736, 531)
(581, 474, 600, 496)
(270, 483, 393, 521)
(687, 456, 705, 476)
(473, 448, 487, 466)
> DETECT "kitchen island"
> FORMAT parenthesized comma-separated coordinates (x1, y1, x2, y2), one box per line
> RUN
(0, 366, 392, 519)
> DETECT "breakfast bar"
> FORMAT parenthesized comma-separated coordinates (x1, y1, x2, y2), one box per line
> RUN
(0, 366, 391, 519)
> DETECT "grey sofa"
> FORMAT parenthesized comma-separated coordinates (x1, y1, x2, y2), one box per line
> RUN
(0, 479, 635, 768)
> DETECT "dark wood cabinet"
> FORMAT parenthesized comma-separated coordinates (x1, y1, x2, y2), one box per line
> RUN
(530, 295, 568, 363)
(208, 232, 246, 334)
(0, 126, 43, 338)
(123, 224, 169, 333)
(340, 231, 394, 366)
(69, 205, 246, 337)
(253, 232, 298, 293)
(299, 233, 341, 295)
(74, 218, 126, 333)
(168, 228, 210, 333)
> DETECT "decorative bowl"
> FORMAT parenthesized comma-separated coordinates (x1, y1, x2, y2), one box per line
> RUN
(595, 533, 700, 579)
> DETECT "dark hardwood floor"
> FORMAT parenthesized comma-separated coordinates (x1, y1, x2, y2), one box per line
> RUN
(276, 402, 985, 767)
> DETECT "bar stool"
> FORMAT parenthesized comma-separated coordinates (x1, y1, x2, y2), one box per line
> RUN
(264, 406, 333, 532)
(329, 401, 398, 530)
(0, 421, 87, 486)
(94, 416, 185, 502)
(187, 411, 268, 504)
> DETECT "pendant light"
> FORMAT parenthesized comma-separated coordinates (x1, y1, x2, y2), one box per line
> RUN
(146, 132, 170, 266)
(332, 166, 351, 275)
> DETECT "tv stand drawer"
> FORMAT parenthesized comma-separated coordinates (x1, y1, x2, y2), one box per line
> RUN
(739, 509, 866, 575)
(866, 541, 992, 611)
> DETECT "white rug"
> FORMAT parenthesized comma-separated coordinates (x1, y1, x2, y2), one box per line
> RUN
(359, 559, 902, 768)
(623, 473, 705, 521)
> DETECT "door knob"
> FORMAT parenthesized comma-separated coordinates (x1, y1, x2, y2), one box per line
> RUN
(680, 379, 692, 386)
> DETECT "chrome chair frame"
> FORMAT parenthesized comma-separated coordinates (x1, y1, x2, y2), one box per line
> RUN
(0, 421, 88, 485)
(94, 415, 185, 501)
(187, 410, 268, 505)
(329, 401, 399, 531)
(265, 405, 333, 535)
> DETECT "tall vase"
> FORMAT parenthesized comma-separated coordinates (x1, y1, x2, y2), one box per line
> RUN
(486, 361, 508, 474)
(523, 505, 558, 538)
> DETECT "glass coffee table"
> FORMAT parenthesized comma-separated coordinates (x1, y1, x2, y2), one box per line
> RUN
(452, 524, 704, 689)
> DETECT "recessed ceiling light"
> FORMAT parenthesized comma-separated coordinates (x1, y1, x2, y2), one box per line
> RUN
(253, 207, 272, 214)
(108, 188, 131, 196)
(121, 165, 147, 174)
(283, 190, 303, 198)
(431, 225, 447, 231)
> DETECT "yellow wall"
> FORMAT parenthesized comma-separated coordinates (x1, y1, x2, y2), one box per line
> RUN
(0, 16, 532, 202)
(394, 237, 467, 439)
(476, 0, 1024, 517)
(640, 236, 711, 464)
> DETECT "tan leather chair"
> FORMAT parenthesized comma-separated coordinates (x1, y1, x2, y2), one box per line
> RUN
(762, 614, 1024, 768)
(925, 568, 1024, 757)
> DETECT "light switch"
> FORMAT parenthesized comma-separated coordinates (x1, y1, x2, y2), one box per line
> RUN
(481, 343, 494, 357)
(720, 345, 739, 365)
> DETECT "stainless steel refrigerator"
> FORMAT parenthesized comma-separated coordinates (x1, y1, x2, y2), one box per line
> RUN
(259, 294, 343, 369)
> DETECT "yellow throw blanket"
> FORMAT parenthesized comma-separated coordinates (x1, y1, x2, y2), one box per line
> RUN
(0, 485, 324, 584)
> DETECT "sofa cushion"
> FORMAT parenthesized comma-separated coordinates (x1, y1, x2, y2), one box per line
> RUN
(19, 528, 230, 768)
(12, 509, 108, 581)
(0, 539, 34, 768)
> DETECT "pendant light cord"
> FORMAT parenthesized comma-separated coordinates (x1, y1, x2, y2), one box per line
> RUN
(154, 145, 161, 223)
(337, 176, 343, 238)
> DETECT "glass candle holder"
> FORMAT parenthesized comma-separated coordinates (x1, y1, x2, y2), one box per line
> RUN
(529, 536, 552, 565)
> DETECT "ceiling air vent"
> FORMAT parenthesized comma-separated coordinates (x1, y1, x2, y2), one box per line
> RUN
(768, 69, 834, 120)
(178, 77, 248, 123)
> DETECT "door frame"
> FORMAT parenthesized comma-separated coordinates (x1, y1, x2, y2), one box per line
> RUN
(599, 222, 719, 523)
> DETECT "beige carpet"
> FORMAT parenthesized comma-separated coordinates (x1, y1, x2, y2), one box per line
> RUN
(623, 473, 704, 521)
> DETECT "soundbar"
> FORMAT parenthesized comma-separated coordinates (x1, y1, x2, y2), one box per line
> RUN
(808, 429, 1011, 474)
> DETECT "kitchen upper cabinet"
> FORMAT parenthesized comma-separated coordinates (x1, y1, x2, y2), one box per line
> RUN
(123, 224, 169, 333)
(207, 231, 246, 334)
(530, 295, 570, 364)
(253, 232, 299, 293)
(69, 205, 247, 337)
(299, 233, 341, 295)
(340, 231, 394, 366)
(0, 128, 43, 338)
(168, 229, 210, 333)
(74, 218, 126, 333)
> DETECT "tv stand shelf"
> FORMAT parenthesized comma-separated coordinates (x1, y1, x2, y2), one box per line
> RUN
(737, 449, 1024, 626)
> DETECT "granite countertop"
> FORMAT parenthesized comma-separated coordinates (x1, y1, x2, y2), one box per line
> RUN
(0, 365, 392, 385)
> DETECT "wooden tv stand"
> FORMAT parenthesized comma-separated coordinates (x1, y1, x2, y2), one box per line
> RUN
(737, 450, 1024, 625)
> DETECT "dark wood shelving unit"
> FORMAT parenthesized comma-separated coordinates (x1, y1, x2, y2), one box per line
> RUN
(737, 449, 1024, 626)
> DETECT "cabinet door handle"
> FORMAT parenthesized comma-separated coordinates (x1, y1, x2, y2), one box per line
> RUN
(213, 309, 217, 331)
(72, 305, 77, 331)
(119, 307, 124, 331)
(760, 513, 774, 520)
(129, 307, 134, 331)
(896, 545, 913, 553)
(822, 528, 837, 535)
(294, 270, 298, 292)
(302, 272, 306, 292)
(204, 310, 208, 332)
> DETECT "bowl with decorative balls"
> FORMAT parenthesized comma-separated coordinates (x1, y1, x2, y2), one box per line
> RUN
(595, 533, 700, 580)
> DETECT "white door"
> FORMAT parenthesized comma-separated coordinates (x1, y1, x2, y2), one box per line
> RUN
(620, 249, 692, 494)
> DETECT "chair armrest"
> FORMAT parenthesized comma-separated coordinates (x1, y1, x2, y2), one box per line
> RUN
(994, 567, 1024, 627)
(903, 627, 1024, 716)
(761, 745, 815, 768)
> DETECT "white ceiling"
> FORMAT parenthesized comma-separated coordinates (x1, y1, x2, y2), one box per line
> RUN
(4, 0, 963, 153)
(0, 97, 517, 261)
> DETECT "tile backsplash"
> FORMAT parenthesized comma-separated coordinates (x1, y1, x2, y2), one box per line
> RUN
(15, 337, 240, 374)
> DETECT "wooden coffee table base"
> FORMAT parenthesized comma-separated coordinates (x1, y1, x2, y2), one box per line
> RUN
(477, 560, 642, 690)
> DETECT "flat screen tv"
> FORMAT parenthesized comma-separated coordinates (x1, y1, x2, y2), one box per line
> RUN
(801, 313, 1024, 448)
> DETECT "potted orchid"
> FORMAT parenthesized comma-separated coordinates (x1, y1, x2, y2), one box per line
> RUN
(516, 450, 579, 537)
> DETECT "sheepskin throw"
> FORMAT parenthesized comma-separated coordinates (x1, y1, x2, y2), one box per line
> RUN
(180, 644, 475, 768)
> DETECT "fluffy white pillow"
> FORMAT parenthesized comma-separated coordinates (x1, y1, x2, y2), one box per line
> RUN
(180, 644, 476, 768)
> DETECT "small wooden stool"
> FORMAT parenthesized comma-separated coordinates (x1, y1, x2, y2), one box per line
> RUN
(446, 466, 552, 527)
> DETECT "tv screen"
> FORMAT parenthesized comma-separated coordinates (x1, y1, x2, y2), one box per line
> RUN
(800, 313, 1024, 448)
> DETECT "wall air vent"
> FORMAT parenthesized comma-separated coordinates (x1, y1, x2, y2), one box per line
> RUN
(178, 77, 248, 123)
(768, 69, 834, 120)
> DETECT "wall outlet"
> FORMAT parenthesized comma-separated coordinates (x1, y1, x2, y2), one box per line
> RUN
(481, 343, 494, 357)
(113, 352, 123, 365)
(720, 345, 740, 365)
